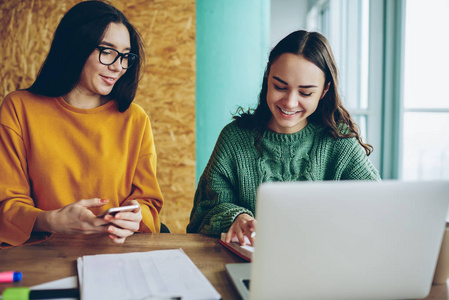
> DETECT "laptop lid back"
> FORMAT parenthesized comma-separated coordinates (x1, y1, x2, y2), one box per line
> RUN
(250, 180, 449, 300)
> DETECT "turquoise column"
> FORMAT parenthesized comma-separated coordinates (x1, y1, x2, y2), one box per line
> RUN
(196, 0, 270, 181)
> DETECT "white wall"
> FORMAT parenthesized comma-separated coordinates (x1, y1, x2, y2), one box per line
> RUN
(270, 0, 309, 48)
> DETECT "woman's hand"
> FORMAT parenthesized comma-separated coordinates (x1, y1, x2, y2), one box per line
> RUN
(101, 200, 142, 244)
(34, 198, 110, 234)
(225, 213, 257, 246)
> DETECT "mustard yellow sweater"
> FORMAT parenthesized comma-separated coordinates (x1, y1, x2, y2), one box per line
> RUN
(0, 91, 164, 247)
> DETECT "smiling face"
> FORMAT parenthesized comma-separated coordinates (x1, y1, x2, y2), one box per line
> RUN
(72, 22, 131, 104)
(266, 53, 329, 134)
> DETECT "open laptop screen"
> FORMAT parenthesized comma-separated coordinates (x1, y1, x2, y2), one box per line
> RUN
(228, 181, 449, 300)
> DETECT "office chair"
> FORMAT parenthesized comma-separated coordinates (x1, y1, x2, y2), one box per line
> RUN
(160, 222, 170, 233)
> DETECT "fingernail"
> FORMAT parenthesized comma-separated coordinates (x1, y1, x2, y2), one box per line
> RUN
(100, 199, 108, 203)
(108, 226, 114, 233)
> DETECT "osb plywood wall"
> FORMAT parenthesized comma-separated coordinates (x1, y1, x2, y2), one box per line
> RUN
(0, 0, 196, 233)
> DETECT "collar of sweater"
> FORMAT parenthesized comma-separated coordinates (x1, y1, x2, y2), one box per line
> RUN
(262, 123, 319, 143)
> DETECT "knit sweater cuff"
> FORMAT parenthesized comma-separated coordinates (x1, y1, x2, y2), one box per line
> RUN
(201, 205, 254, 236)
(222, 209, 255, 231)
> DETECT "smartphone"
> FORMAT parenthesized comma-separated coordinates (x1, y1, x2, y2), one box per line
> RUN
(97, 204, 140, 218)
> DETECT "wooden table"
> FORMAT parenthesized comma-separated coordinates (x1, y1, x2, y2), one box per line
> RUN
(0, 233, 448, 300)
(0, 233, 245, 299)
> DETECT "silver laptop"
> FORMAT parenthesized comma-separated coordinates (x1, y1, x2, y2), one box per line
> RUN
(226, 180, 449, 300)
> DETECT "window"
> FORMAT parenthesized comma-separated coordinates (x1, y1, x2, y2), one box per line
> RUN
(306, 0, 381, 170)
(401, 0, 449, 180)
(306, 0, 449, 180)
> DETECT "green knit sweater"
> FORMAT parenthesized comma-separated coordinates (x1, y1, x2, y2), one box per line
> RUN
(187, 121, 380, 235)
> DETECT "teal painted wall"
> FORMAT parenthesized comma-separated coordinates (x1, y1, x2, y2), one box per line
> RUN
(196, 0, 271, 181)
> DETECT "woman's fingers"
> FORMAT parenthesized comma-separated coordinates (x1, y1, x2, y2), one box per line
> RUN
(225, 214, 257, 246)
(104, 210, 141, 231)
(247, 219, 257, 245)
(105, 218, 140, 232)
(42, 198, 142, 244)
(236, 229, 247, 246)
(50, 198, 111, 234)
(107, 224, 134, 244)
(108, 234, 126, 244)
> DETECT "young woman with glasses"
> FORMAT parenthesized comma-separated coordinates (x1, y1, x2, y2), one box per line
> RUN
(0, 1, 164, 247)
(187, 30, 380, 246)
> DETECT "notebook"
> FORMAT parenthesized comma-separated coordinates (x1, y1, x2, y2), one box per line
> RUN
(219, 232, 254, 261)
(226, 180, 449, 300)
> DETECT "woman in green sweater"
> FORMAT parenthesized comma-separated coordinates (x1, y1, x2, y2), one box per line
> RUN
(187, 30, 380, 245)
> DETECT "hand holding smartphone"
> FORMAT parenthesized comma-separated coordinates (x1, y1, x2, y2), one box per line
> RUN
(97, 204, 140, 218)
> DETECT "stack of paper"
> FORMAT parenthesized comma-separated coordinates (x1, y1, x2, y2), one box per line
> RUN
(77, 249, 220, 300)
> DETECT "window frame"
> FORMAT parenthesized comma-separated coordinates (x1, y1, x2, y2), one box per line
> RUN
(306, 0, 406, 179)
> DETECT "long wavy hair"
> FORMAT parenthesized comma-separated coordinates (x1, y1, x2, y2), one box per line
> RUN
(234, 30, 373, 155)
(27, 0, 145, 112)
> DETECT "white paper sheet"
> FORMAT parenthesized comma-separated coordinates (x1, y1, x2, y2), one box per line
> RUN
(446, 206, 449, 223)
(31, 276, 78, 290)
(77, 248, 220, 300)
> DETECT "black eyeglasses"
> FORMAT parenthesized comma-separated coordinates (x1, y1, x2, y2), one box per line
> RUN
(96, 46, 138, 69)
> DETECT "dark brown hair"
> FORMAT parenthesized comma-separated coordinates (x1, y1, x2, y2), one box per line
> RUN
(27, 0, 145, 112)
(234, 30, 373, 155)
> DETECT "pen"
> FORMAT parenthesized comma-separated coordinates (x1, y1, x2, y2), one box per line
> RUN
(2, 287, 79, 299)
(0, 271, 22, 283)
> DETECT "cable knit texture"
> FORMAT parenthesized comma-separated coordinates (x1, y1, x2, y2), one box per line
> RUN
(187, 120, 380, 235)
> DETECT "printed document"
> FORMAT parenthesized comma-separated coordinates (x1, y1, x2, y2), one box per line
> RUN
(77, 248, 220, 300)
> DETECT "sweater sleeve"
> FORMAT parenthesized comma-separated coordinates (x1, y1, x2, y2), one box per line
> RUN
(125, 117, 163, 233)
(333, 137, 381, 181)
(187, 124, 253, 236)
(0, 96, 48, 247)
